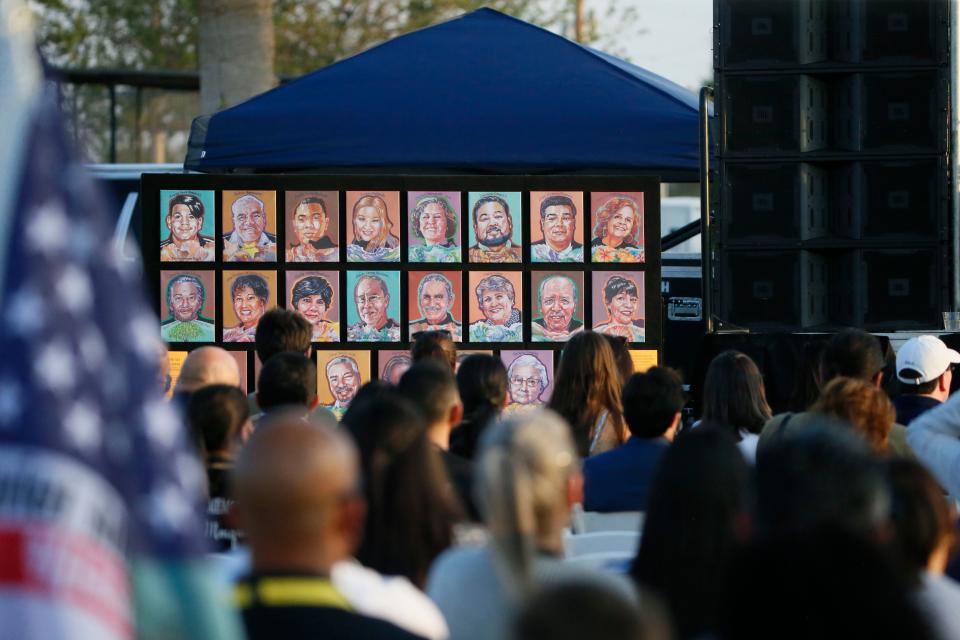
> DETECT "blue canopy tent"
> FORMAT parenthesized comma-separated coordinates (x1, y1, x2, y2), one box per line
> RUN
(184, 8, 703, 180)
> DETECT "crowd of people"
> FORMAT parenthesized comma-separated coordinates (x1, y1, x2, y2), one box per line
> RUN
(168, 321, 960, 639)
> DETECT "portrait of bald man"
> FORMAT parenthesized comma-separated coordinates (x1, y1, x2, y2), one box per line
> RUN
(532, 274, 584, 342)
(223, 192, 278, 262)
(323, 355, 362, 420)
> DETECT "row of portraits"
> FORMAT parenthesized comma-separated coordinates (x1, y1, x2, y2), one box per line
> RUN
(159, 189, 646, 265)
(160, 269, 646, 344)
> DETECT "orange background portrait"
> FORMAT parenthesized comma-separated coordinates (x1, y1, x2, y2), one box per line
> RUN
(408, 271, 463, 323)
(468, 270, 524, 326)
(221, 270, 278, 327)
(284, 190, 340, 251)
(345, 191, 402, 246)
(529, 191, 585, 245)
(159, 270, 215, 322)
(222, 190, 278, 237)
(316, 350, 371, 405)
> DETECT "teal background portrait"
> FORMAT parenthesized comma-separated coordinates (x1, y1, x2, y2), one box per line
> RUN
(346, 270, 402, 328)
(467, 191, 522, 248)
(160, 189, 215, 239)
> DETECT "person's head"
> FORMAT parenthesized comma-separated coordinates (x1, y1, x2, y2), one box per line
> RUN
(631, 426, 750, 640)
(476, 410, 581, 594)
(412, 195, 457, 246)
(896, 335, 959, 402)
(397, 362, 463, 437)
(537, 275, 578, 333)
(603, 334, 634, 386)
(755, 419, 889, 539)
(821, 328, 885, 386)
(175, 346, 241, 393)
(811, 377, 896, 454)
(352, 194, 392, 250)
(456, 354, 508, 426)
(187, 384, 251, 459)
(254, 308, 312, 364)
(291, 275, 334, 333)
(417, 274, 455, 325)
(411, 330, 457, 372)
(381, 354, 412, 385)
(507, 355, 549, 405)
(472, 194, 513, 247)
(166, 274, 205, 322)
(592, 196, 641, 247)
(475, 274, 516, 325)
(230, 193, 267, 244)
(602, 275, 641, 326)
(342, 389, 457, 586)
(292, 197, 329, 246)
(623, 367, 684, 440)
(230, 274, 269, 330)
(234, 414, 364, 572)
(325, 356, 361, 406)
(256, 352, 318, 413)
(354, 274, 390, 330)
(549, 331, 626, 456)
(702, 350, 772, 436)
(538, 195, 577, 252)
(166, 192, 205, 243)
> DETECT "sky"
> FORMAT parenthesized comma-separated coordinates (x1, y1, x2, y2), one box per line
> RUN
(592, 0, 714, 91)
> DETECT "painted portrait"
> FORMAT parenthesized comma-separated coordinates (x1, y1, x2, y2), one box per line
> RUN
(531, 271, 585, 343)
(284, 191, 339, 263)
(592, 272, 646, 343)
(159, 190, 215, 262)
(468, 271, 523, 343)
(590, 192, 645, 263)
(159, 270, 215, 343)
(346, 271, 401, 342)
(378, 350, 413, 385)
(530, 191, 584, 263)
(286, 271, 340, 343)
(408, 271, 462, 342)
(501, 350, 554, 416)
(222, 190, 278, 262)
(466, 192, 522, 264)
(408, 191, 461, 263)
(222, 271, 277, 343)
(346, 191, 401, 262)
(316, 350, 371, 420)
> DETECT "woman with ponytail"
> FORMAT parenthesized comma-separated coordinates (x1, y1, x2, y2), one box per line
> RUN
(450, 354, 508, 460)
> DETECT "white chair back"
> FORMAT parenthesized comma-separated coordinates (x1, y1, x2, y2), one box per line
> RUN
(563, 531, 640, 558)
(571, 503, 644, 534)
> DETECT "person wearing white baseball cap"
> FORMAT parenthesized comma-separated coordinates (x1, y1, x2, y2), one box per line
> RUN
(894, 335, 960, 425)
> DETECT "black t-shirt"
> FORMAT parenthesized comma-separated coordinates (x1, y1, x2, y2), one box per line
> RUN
(206, 456, 241, 551)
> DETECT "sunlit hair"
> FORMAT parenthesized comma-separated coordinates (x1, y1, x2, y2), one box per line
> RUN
(352, 194, 393, 251)
(548, 331, 626, 456)
(476, 410, 580, 597)
(811, 376, 895, 454)
(592, 195, 641, 246)
(411, 195, 457, 242)
(702, 350, 772, 437)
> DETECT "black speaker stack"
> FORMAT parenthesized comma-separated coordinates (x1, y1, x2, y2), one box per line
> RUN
(713, 0, 951, 331)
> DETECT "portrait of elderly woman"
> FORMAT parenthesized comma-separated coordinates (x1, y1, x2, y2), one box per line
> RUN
(469, 273, 523, 343)
(591, 194, 644, 263)
(409, 192, 461, 263)
(290, 274, 339, 342)
(286, 194, 338, 262)
(593, 274, 645, 342)
(223, 273, 271, 343)
(160, 192, 214, 262)
(346, 193, 400, 262)
(503, 352, 551, 415)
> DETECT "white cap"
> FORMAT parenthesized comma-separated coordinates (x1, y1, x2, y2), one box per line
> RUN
(896, 335, 960, 385)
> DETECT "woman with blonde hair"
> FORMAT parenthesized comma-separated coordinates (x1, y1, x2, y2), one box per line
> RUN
(427, 410, 633, 640)
(548, 331, 628, 457)
(811, 376, 896, 455)
(347, 194, 400, 262)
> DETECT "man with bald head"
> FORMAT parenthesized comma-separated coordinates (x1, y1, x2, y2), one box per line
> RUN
(171, 346, 241, 414)
(233, 415, 420, 639)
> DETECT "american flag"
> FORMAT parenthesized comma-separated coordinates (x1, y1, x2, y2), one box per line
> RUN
(0, 6, 241, 639)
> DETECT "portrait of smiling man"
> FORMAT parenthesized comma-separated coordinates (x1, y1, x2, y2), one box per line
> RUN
(223, 192, 278, 262)
(160, 191, 214, 262)
(467, 193, 521, 264)
(531, 193, 583, 262)
(160, 273, 215, 342)
(286, 194, 338, 262)
(532, 273, 584, 342)
(323, 355, 362, 419)
(347, 273, 401, 342)
(409, 272, 462, 341)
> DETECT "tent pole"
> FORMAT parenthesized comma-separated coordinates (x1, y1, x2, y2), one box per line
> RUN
(699, 86, 714, 333)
